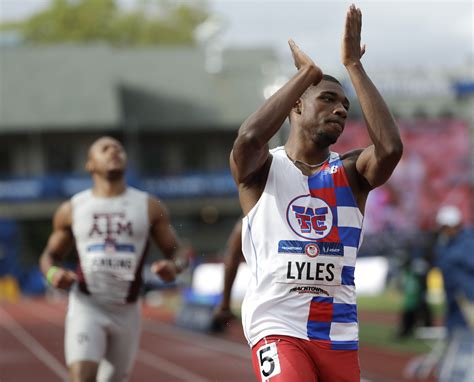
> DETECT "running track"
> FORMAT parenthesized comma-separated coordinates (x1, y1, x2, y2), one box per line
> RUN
(0, 297, 431, 381)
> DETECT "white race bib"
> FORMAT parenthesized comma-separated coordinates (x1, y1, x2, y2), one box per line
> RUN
(273, 240, 344, 287)
(257, 341, 281, 381)
(84, 251, 137, 281)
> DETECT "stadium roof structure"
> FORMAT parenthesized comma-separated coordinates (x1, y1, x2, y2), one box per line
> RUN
(0, 44, 278, 132)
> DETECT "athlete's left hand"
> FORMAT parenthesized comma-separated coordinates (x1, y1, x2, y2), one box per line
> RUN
(341, 4, 366, 67)
(150, 260, 177, 283)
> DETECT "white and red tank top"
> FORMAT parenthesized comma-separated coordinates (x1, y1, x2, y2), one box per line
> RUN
(71, 187, 150, 304)
(241, 146, 364, 350)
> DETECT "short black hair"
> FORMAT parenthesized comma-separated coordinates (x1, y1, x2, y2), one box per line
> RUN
(288, 74, 344, 123)
(321, 74, 342, 85)
(300, 74, 342, 99)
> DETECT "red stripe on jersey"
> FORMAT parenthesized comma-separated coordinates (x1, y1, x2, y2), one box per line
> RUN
(332, 162, 351, 188)
(320, 225, 340, 243)
(309, 301, 333, 322)
(310, 188, 337, 206)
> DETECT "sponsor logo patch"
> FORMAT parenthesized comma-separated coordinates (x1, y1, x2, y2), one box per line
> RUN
(288, 286, 330, 296)
(278, 240, 344, 257)
(304, 243, 319, 257)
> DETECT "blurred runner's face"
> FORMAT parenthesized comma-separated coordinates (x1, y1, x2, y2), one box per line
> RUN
(88, 137, 127, 178)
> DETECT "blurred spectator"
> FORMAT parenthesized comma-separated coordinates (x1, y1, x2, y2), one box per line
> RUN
(364, 184, 404, 233)
(434, 205, 474, 333)
(434, 205, 474, 381)
(396, 242, 434, 338)
(389, 150, 427, 230)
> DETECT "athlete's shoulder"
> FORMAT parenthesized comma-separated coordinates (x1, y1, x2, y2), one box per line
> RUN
(269, 146, 285, 156)
(340, 148, 364, 162)
(70, 188, 92, 205)
(147, 194, 168, 213)
(54, 200, 73, 228)
(72, 188, 92, 198)
(147, 195, 170, 226)
(126, 186, 148, 199)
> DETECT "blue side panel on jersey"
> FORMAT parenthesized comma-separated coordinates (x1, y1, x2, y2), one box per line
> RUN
(337, 227, 361, 247)
(331, 341, 359, 350)
(332, 303, 358, 323)
(311, 296, 334, 303)
(115, 244, 136, 252)
(308, 173, 334, 190)
(331, 206, 338, 226)
(335, 186, 357, 207)
(342, 266, 355, 286)
(307, 321, 331, 340)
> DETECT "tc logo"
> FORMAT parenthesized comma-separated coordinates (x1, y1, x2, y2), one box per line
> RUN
(286, 195, 333, 239)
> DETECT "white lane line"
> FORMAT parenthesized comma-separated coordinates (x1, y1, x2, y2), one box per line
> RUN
(137, 350, 210, 382)
(26, 301, 247, 360)
(15, 301, 212, 381)
(144, 321, 374, 382)
(14, 301, 377, 382)
(142, 320, 251, 360)
(0, 306, 69, 381)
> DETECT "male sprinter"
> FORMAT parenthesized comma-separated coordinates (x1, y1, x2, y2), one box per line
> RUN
(230, 5, 403, 381)
(40, 136, 190, 382)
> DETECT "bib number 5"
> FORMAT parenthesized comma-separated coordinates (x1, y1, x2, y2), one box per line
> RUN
(257, 341, 281, 380)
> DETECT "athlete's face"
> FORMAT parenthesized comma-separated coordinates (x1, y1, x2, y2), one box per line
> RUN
(297, 80, 349, 147)
(86, 137, 127, 179)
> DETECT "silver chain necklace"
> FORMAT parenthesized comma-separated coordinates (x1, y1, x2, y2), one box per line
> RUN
(287, 152, 331, 169)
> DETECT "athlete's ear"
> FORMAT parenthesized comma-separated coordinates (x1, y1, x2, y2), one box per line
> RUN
(293, 99, 302, 115)
(85, 159, 94, 173)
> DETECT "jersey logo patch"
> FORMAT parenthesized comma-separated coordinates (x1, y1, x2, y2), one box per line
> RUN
(286, 195, 333, 240)
(88, 212, 133, 239)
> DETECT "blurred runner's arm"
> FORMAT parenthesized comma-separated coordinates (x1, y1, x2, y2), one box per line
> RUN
(148, 197, 191, 282)
(213, 221, 244, 325)
(39, 201, 77, 290)
(342, 5, 403, 189)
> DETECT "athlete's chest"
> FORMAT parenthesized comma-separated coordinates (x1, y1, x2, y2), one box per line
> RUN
(73, 199, 148, 243)
(272, 162, 353, 239)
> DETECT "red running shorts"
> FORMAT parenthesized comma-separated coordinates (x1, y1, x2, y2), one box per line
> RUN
(251, 335, 360, 382)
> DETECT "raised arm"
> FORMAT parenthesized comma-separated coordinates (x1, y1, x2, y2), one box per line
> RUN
(148, 197, 191, 282)
(342, 4, 403, 189)
(231, 40, 323, 187)
(39, 201, 77, 289)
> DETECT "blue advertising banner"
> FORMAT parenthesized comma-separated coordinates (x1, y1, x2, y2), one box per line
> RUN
(0, 172, 237, 201)
(0, 220, 18, 276)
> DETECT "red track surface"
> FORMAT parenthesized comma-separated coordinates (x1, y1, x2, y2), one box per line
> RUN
(0, 297, 435, 382)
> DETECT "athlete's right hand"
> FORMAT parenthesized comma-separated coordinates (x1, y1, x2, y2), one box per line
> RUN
(49, 268, 77, 290)
(150, 260, 177, 283)
(288, 39, 322, 82)
(212, 305, 236, 332)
